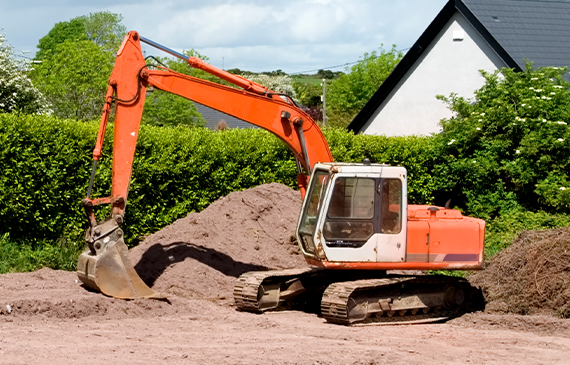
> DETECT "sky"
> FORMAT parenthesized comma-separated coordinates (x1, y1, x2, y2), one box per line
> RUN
(0, 0, 448, 74)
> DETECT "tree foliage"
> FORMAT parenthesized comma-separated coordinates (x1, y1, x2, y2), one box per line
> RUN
(35, 18, 87, 60)
(77, 11, 126, 52)
(32, 40, 113, 121)
(0, 33, 49, 114)
(292, 79, 322, 107)
(36, 11, 126, 60)
(32, 12, 126, 121)
(327, 46, 402, 128)
(143, 90, 206, 128)
(435, 65, 570, 219)
(316, 69, 337, 79)
(246, 74, 296, 98)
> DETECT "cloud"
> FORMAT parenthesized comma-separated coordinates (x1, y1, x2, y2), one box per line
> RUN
(0, 0, 447, 72)
(126, 0, 396, 71)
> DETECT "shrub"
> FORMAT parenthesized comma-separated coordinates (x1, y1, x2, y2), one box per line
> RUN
(0, 113, 97, 241)
(436, 65, 570, 219)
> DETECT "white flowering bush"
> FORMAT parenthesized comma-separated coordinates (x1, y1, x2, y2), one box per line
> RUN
(436, 65, 570, 218)
(243, 74, 297, 99)
(0, 33, 50, 114)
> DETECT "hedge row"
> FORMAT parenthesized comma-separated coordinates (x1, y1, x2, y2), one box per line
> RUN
(0, 113, 439, 244)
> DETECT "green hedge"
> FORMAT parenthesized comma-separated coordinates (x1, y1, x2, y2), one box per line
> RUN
(3, 111, 570, 272)
(0, 113, 96, 241)
(0, 113, 438, 245)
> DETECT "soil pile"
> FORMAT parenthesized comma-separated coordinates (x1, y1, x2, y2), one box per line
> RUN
(469, 227, 570, 317)
(129, 183, 307, 302)
(0, 268, 196, 319)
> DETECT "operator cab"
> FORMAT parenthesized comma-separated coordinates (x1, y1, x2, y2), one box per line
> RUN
(296, 163, 408, 264)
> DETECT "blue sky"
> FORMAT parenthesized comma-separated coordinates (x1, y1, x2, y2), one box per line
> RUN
(0, 0, 447, 73)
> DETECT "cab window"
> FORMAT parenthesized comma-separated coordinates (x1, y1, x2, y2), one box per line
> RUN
(379, 179, 402, 234)
(327, 178, 375, 219)
(323, 177, 374, 244)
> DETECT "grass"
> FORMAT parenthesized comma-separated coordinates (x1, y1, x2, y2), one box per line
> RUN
(0, 233, 82, 274)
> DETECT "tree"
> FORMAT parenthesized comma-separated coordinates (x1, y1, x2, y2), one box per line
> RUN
(435, 65, 570, 219)
(32, 12, 127, 121)
(292, 79, 322, 107)
(77, 11, 127, 53)
(245, 74, 296, 98)
(316, 69, 335, 79)
(32, 40, 113, 121)
(327, 46, 402, 128)
(226, 68, 243, 75)
(0, 33, 49, 114)
(35, 18, 87, 60)
(263, 69, 287, 76)
(36, 12, 126, 60)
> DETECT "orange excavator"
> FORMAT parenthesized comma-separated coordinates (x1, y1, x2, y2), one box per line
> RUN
(78, 31, 485, 325)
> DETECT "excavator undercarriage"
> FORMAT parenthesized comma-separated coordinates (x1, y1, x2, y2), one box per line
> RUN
(234, 269, 484, 325)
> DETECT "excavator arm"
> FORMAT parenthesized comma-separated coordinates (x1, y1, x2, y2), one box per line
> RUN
(77, 31, 332, 299)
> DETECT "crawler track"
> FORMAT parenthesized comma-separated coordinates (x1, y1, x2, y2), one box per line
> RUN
(321, 275, 481, 325)
(234, 271, 483, 325)
(234, 267, 324, 312)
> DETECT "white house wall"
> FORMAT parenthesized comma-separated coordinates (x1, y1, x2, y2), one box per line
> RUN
(361, 12, 507, 136)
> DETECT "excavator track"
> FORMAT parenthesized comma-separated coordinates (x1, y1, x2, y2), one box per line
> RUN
(234, 267, 325, 313)
(235, 270, 483, 325)
(321, 275, 482, 325)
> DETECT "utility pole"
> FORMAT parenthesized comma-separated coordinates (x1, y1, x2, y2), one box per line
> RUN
(321, 79, 327, 126)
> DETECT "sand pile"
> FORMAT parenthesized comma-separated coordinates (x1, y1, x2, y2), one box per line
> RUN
(129, 183, 307, 302)
(469, 227, 570, 318)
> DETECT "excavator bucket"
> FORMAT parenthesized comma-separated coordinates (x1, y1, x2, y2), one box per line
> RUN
(77, 237, 164, 299)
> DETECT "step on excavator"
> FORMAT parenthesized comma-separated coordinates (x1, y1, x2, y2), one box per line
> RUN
(77, 31, 486, 325)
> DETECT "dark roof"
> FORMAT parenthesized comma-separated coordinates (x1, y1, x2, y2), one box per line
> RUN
(348, 0, 570, 133)
(194, 103, 258, 130)
(467, 0, 570, 69)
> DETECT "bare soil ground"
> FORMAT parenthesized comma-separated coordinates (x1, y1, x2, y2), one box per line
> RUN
(1, 184, 569, 364)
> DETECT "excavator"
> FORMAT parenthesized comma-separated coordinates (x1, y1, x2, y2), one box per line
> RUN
(77, 31, 486, 325)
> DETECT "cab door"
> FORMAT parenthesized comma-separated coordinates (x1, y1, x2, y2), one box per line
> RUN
(319, 175, 378, 262)
(376, 178, 407, 262)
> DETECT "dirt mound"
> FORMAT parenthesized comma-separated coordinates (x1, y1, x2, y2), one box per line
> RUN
(469, 227, 570, 317)
(129, 183, 307, 302)
(0, 268, 200, 319)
